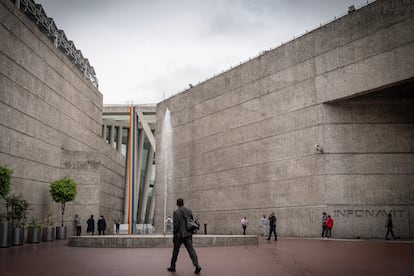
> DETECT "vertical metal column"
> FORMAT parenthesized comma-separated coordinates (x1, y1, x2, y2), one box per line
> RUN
(148, 188, 156, 225)
(123, 127, 130, 225)
(134, 129, 145, 226)
(117, 126, 123, 152)
(110, 125, 115, 148)
(139, 147, 154, 223)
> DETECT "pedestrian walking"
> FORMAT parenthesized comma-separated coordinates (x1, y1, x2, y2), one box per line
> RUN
(97, 215, 106, 235)
(260, 214, 268, 237)
(87, 215, 95, 235)
(325, 215, 334, 238)
(74, 214, 81, 236)
(167, 198, 201, 274)
(241, 216, 248, 235)
(385, 213, 398, 240)
(267, 212, 277, 241)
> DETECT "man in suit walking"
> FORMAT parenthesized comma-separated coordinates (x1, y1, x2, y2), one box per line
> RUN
(167, 198, 202, 274)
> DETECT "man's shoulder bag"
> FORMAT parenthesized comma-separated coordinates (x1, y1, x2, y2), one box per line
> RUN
(179, 208, 199, 233)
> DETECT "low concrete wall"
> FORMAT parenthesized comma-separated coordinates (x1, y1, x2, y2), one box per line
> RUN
(68, 235, 258, 248)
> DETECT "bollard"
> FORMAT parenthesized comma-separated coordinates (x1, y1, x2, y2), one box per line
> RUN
(204, 224, 207, 235)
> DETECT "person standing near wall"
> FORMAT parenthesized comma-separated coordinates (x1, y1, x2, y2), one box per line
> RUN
(74, 214, 81, 236)
(325, 215, 334, 238)
(267, 212, 277, 241)
(194, 218, 200, 234)
(115, 219, 120, 234)
(165, 215, 173, 234)
(87, 215, 95, 235)
(241, 217, 248, 235)
(167, 198, 201, 274)
(98, 215, 107, 235)
(321, 212, 327, 238)
(260, 214, 268, 237)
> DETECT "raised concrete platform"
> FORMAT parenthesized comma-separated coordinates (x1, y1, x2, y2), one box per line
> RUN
(68, 234, 258, 248)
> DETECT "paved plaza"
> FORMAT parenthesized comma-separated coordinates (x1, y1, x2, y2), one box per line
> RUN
(1, 237, 413, 276)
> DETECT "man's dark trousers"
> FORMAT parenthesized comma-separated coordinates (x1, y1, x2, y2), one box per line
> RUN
(171, 236, 199, 268)
(268, 225, 277, 240)
(322, 225, 327, 237)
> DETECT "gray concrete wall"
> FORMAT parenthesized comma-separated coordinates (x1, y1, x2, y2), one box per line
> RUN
(155, 0, 414, 238)
(320, 90, 414, 239)
(0, 0, 125, 235)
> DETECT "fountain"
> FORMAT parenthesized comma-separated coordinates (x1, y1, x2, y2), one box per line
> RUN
(161, 108, 173, 235)
(68, 108, 257, 248)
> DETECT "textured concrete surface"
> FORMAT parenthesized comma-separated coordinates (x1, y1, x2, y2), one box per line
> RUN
(0, 0, 125, 234)
(1, 237, 414, 276)
(155, 0, 414, 238)
(68, 234, 258, 248)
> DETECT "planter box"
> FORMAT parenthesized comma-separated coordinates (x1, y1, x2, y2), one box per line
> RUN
(0, 221, 12, 248)
(27, 228, 42, 243)
(56, 226, 67, 240)
(42, 227, 55, 241)
(12, 227, 24, 246)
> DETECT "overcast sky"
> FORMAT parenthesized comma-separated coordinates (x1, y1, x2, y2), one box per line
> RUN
(36, 0, 369, 105)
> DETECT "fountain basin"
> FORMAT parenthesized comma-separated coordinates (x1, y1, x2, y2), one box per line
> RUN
(68, 234, 258, 248)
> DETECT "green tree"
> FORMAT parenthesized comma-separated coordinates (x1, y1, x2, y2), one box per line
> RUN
(27, 218, 41, 229)
(8, 195, 29, 227)
(0, 166, 12, 200)
(49, 177, 77, 227)
(0, 166, 13, 222)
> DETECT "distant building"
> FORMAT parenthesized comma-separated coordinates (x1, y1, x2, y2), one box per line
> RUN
(102, 104, 157, 227)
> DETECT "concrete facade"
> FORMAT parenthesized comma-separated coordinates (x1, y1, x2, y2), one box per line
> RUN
(155, 0, 414, 238)
(0, 0, 125, 235)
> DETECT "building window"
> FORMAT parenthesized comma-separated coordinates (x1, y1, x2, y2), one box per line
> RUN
(121, 128, 128, 156)
(105, 125, 111, 143)
(113, 126, 119, 149)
